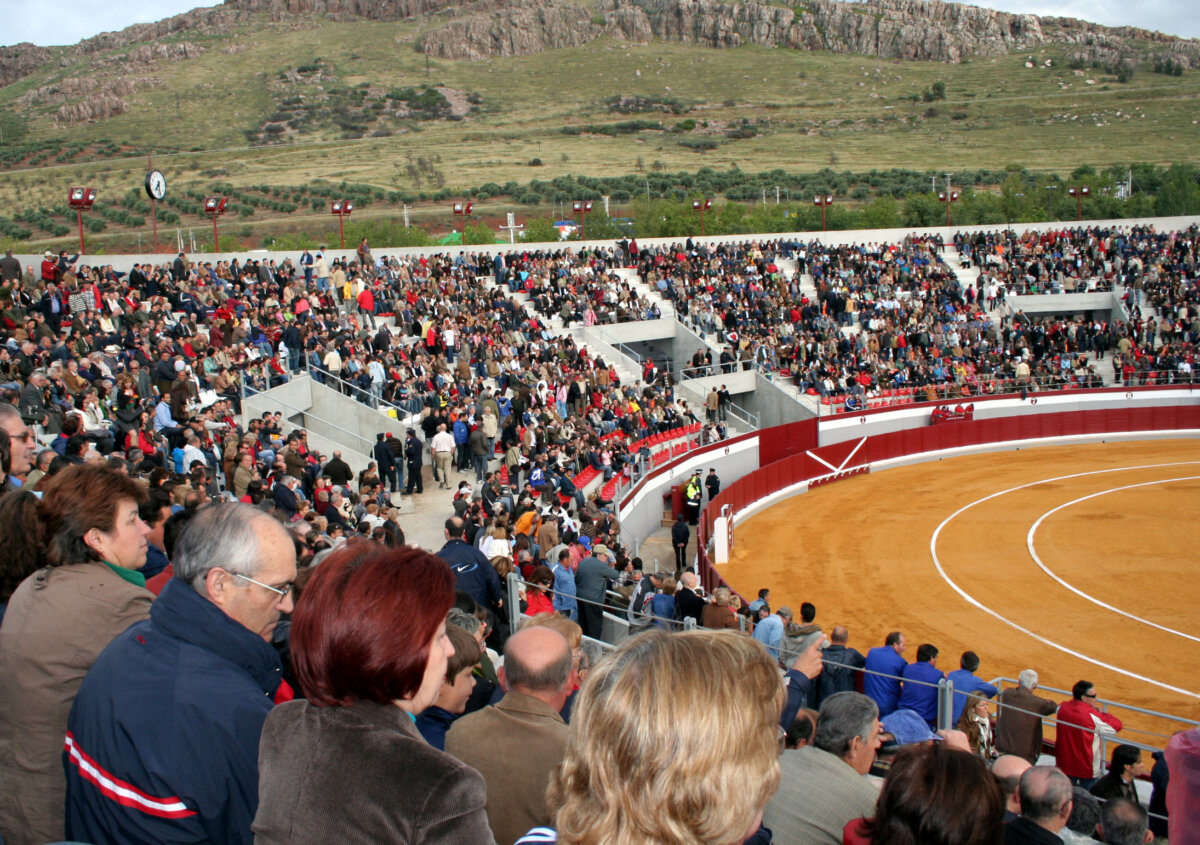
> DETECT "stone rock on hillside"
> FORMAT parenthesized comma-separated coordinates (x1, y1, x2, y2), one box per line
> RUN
(419, 0, 651, 60)
(0, 44, 56, 88)
(224, 0, 454, 21)
(1, 0, 1197, 93)
(125, 43, 206, 64)
(16, 76, 160, 109)
(615, 0, 1049, 62)
(55, 93, 130, 126)
(416, 0, 1200, 64)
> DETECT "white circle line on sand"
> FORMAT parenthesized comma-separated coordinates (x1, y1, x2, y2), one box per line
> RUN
(1027, 476, 1200, 644)
(929, 461, 1200, 700)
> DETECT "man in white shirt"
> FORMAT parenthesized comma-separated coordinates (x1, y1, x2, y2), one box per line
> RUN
(430, 423, 456, 489)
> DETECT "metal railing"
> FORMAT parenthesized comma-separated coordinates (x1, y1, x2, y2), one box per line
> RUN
(815, 371, 1198, 417)
(678, 363, 750, 380)
(505, 571, 632, 647)
(990, 677, 1200, 757)
(723, 399, 759, 431)
(294, 355, 418, 423)
(569, 326, 645, 384)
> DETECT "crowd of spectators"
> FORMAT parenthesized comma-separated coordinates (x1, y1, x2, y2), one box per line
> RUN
(0, 218, 1195, 844)
(632, 224, 1199, 407)
(956, 227, 1123, 295)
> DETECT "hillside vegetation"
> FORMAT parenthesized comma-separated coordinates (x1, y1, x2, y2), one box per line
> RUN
(0, 7, 1197, 251)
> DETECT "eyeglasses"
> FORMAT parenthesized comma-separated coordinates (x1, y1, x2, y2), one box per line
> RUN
(1083, 692, 1098, 699)
(230, 571, 293, 601)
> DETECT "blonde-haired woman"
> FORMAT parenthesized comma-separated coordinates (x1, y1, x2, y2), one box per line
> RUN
(517, 629, 782, 844)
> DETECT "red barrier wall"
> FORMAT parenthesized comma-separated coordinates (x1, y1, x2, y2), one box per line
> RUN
(695, 400, 1200, 597)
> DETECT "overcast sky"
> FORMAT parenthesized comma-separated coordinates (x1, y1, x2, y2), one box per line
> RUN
(2, 0, 1197, 47)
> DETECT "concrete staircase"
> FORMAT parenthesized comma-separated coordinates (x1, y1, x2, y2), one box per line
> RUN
(942, 244, 982, 294)
(614, 266, 677, 320)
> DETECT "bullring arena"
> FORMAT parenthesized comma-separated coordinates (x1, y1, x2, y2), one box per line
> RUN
(689, 388, 1200, 744)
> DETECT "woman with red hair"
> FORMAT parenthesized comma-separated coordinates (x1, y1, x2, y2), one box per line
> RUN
(253, 541, 495, 844)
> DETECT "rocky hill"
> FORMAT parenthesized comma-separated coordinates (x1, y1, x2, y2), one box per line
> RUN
(416, 0, 1200, 64)
(2, 0, 1197, 89)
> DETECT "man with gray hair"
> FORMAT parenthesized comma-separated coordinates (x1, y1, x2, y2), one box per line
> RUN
(1006, 766, 1073, 844)
(64, 503, 297, 845)
(446, 626, 573, 845)
(997, 668, 1059, 764)
(0, 403, 36, 484)
(753, 605, 792, 660)
(1097, 797, 1151, 845)
(763, 691, 883, 844)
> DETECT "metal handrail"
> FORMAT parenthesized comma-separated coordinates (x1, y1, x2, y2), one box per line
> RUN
(244, 389, 374, 457)
(816, 371, 1198, 417)
(724, 400, 759, 430)
(296, 354, 416, 422)
(991, 677, 1200, 729)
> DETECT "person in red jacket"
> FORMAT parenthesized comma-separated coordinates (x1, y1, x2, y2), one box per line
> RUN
(356, 284, 376, 329)
(524, 566, 555, 616)
(1055, 680, 1123, 788)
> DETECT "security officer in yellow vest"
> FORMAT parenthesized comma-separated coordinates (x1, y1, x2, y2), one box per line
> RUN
(684, 470, 703, 526)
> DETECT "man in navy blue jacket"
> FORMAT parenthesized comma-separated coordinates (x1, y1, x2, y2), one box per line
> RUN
(64, 503, 297, 845)
(896, 643, 945, 727)
(863, 630, 908, 717)
(436, 516, 503, 613)
(947, 649, 999, 725)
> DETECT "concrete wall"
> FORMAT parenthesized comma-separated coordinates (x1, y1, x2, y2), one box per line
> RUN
(244, 376, 312, 416)
(589, 319, 675, 345)
(307, 378, 399, 447)
(1008, 290, 1119, 317)
(21, 214, 1199, 273)
(676, 369, 757, 397)
(241, 374, 378, 475)
(617, 435, 761, 560)
(735, 373, 815, 429)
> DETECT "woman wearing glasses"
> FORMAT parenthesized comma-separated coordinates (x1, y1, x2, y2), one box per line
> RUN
(254, 541, 495, 844)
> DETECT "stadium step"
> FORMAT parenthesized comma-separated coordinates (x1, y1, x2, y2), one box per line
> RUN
(943, 245, 982, 292)
(615, 266, 676, 319)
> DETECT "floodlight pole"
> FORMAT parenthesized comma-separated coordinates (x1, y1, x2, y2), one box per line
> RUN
(1068, 185, 1090, 221)
(331, 200, 353, 249)
(572, 201, 592, 242)
(692, 198, 712, 237)
(68, 187, 96, 255)
(813, 195, 834, 232)
(938, 188, 960, 227)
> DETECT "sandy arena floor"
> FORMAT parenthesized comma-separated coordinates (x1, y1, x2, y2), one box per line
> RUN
(720, 439, 1200, 744)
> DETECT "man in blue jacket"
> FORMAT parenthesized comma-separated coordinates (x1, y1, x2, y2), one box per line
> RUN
(64, 503, 297, 845)
(453, 415, 471, 472)
(863, 631, 908, 717)
(947, 650, 999, 725)
(896, 643, 945, 727)
(436, 516, 503, 614)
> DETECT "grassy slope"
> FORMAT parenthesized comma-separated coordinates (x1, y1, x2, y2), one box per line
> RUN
(0, 16, 1197, 248)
